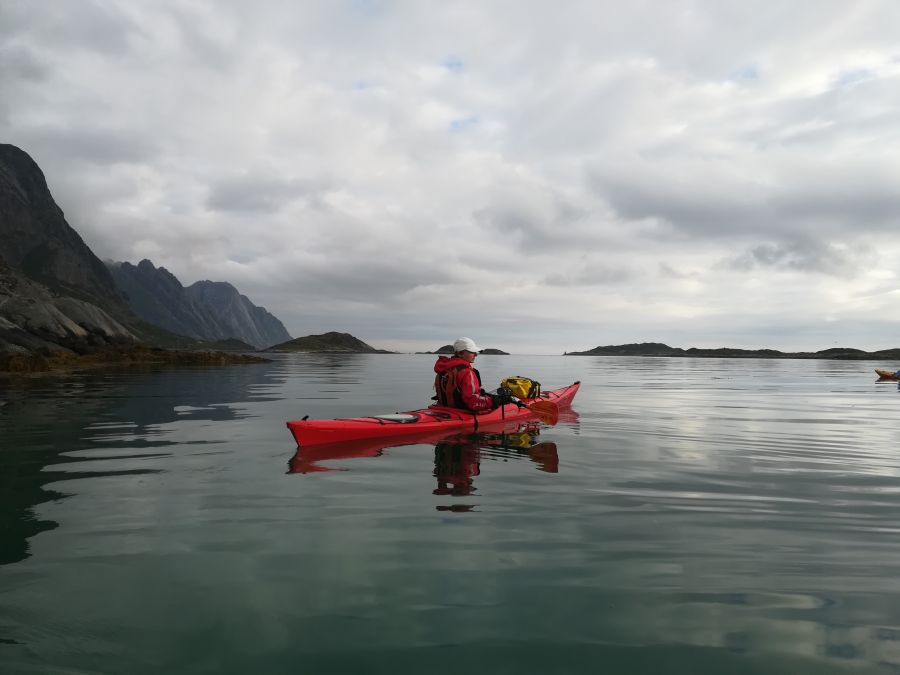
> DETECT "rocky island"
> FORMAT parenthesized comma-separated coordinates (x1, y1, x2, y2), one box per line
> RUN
(427, 345, 509, 355)
(566, 342, 900, 360)
(266, 332, 393, 353)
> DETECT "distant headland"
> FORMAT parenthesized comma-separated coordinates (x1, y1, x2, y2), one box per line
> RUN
(424, 345, 509, 355)
(266, 332, 394, 353)
(565, 342, 900, 360)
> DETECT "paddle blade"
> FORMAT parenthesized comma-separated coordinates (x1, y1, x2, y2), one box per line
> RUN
(527, 400, 559, 425)
(527, 442, 559, 473)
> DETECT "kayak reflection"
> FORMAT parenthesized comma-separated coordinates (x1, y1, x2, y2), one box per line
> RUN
(287, 422, 558, 478)
(433, 428, 559, 509)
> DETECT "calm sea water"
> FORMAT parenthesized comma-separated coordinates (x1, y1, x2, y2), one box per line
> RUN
(2, 354, 900, 674)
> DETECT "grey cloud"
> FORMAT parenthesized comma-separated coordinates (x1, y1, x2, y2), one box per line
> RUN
(727, 239, 869, 277)
(0, 45, 48, 83)
(588, 154, 900, 243)
(659, 262, 698, 280)
(743, 77, 900, 150)
(776, 175, 900, 230)
(16, 126, 159, 166)
(543, 265, 632, 286)
(206, 176, 330, 213)
(0, 1, 142, 57)
(277, 256, 462, 303)
(587, 163, 765, 239)
(472, 193, 591, 251)
(165, 5, 239, 74)
(473, 205, 535, 236)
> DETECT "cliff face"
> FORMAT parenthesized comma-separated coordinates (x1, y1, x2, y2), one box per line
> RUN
(0, 144, 126, 307)
(107, 259, 292, 349)
(0, 144, 140, 354)
(185, 280, 292, 349)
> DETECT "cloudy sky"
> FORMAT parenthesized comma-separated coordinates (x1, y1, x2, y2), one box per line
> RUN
(2, 1, 900, 353)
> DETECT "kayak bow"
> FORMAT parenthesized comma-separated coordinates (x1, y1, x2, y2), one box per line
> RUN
(287, 381, 580, 447)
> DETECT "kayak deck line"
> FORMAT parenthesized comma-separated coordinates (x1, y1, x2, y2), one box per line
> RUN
(287, 381, 580, 447)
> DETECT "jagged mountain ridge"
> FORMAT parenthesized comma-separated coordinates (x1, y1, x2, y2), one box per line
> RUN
(106, 259, 291, 349)
(186, 279, 292, 349)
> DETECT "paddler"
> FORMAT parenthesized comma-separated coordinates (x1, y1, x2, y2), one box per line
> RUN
(433, 337, 512, 412)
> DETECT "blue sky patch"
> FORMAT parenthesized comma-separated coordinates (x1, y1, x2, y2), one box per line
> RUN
(731, 64, 760, 81)
(346, 0, 385, 17)
(835, 68, 872, 88)
(444, 56, 465, 72)
(449, 115, 479, 132)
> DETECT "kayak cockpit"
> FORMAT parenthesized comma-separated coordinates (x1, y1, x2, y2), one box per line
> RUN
(370, 413, 419, 423)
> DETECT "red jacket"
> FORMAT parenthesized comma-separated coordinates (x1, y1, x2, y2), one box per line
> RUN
(433, 356, 495, 412)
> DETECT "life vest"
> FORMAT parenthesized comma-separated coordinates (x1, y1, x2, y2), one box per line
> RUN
(434, 365, 482, 408)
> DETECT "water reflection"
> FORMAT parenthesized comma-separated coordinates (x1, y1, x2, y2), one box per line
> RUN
(7, 355, 900, 673)
(288, 424, 559, 473)
(0, 360, 281, 566)
(287, 424, 560, 511)
(432, 429, 559, 512)
(556, 406, 581, 427)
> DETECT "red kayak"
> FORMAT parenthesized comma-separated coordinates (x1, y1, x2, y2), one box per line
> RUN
(287, 422, 556, 474)
(287, 381, 580, 447)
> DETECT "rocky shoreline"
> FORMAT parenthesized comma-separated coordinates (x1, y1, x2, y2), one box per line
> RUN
(0, 346, 270, 376)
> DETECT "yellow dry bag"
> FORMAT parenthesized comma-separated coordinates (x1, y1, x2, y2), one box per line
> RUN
(500, 376, 541, 399)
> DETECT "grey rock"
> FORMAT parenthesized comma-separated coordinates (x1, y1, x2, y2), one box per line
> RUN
(0, 260, 133, 354)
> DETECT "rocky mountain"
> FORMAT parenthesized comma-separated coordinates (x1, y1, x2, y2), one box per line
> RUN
(0, 143, 281, 364)
(106, 259, 291, 349)
(0, 143, 145, 355)
(267, 331, 392, 353)
(185, 278, 291, 349)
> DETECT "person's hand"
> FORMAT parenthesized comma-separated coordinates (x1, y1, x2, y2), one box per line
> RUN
(491, 387, 514, 408)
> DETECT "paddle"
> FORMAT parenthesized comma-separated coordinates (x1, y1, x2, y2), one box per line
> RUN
(512, 397, 559, 425)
